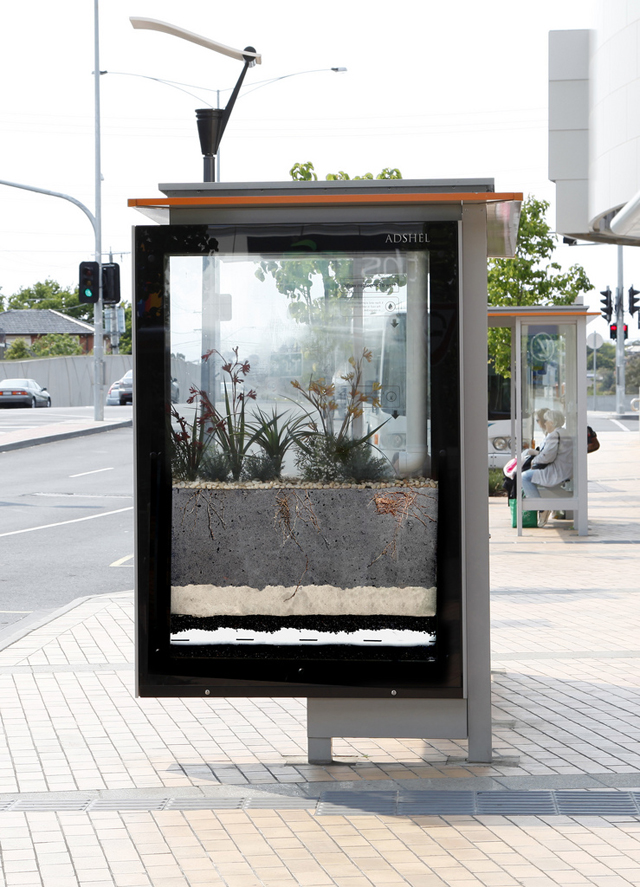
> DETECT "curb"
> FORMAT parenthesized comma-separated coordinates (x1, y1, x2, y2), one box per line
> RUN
(0, 590, 133, 653)
(0, 419, 132, 453)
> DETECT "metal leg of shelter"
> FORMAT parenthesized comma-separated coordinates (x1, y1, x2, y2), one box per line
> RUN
(307, 736, 333, 764)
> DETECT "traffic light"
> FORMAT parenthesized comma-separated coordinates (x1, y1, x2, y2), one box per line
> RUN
(629, 285, 640, 315)
(600, 286, 613, 323)
(102, 263, 121, 304)
(610, 323, 628, 340)
(78, 261, 100, 304)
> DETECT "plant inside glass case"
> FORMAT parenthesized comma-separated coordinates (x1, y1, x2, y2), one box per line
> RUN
(291, 348, 390, 483)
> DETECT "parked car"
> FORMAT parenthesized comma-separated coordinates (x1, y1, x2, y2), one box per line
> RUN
(105, 380, 121, 406)
(0, 378, 51, 409)
(118, 370, 133, 405)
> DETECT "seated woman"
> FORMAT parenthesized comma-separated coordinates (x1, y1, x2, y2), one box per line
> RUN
(521, 409, 573, 499)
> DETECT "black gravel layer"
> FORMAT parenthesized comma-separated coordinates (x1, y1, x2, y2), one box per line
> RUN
(171, 613, 437, 634)
(170, 642, 437, 661)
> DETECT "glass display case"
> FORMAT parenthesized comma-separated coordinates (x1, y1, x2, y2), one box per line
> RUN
(134, 220, 463, 696)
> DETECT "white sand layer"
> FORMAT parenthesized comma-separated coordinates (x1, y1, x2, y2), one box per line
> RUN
(171, 627, 436, 647)
(171, 584, 437, 618)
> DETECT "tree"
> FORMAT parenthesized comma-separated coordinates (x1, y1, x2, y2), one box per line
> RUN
(626, 351, 640, 394)
(290, 161, 402, 181)
(488, 197, 592, 377)
(5, 338, 32, 360)
(118, 303, 133, 355)
(31, 334, 83, 357)
(6, 279, 93, 324)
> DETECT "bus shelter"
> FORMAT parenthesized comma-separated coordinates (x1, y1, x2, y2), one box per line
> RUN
(488, 305, 593, 536)
(131, 179, 521, 763)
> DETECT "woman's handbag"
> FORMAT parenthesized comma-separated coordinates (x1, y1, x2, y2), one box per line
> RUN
(587, 426, 600, 453)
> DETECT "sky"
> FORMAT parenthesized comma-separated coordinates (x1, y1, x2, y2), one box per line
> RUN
(0, 0, 634, 342)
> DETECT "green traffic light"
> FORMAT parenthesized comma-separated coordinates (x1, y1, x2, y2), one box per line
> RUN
(84, 288, 94, 298)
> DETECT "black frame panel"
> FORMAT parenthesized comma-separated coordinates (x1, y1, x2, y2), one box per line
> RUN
(134, 221, 462, 698)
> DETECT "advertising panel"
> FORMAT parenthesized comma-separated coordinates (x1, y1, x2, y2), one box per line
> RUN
(135, 221, 462, 697)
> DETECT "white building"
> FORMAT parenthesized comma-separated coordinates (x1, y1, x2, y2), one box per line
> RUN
(549, 7, 640, 244)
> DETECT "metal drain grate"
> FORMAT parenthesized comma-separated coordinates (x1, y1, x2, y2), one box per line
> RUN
(316, 791, 397, 816)
(91, 798, 170, 811)
(164, 797, 244, 810)
(245, 796, 316, 809)
(1, 791, 640, 816)
(555, 791, 640, 816)
(9, 799, 94, 811)
(398, 791, 475, 816)
(476, 791, 557, 816)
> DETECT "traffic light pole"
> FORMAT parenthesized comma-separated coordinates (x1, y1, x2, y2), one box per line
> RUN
(616, 245, 626, 416)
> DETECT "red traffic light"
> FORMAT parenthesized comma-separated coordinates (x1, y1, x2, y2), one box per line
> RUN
(609, 323, 628, 340)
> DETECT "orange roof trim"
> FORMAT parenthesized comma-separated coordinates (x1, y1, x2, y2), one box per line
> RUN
(128, 191, 523, 209)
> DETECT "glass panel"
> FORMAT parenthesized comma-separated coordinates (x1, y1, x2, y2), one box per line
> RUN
(520, 323, 577, 504)
(167, 242, 438, 657)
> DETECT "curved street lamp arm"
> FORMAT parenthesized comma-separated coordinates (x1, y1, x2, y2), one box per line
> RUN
(130, 17, 261, 64)
(103, 71, 215, 108)
(0, 179, 98, 242)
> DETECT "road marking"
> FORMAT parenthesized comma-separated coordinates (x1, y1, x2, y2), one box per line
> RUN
(0, 507, 133, 538)
(609, 419, 631, 431)
(69, 467, 115, 478)
(110, 554, 134, 567)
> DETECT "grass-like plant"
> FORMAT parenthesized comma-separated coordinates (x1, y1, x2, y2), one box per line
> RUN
(248, 407, 308, 477)
(169, 402, 209, 481)
(291, 348, 390, 482)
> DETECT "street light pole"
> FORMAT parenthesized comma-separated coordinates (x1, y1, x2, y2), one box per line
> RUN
(129, 18, 261, 184)
(93, 0, 104, 420)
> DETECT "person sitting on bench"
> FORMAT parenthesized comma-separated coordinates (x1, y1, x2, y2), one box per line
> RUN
(521, 409, 572, 499)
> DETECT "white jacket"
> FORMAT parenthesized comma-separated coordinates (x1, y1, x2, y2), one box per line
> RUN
(530, 428, 573, 488)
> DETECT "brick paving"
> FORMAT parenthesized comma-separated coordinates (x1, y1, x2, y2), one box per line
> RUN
(0, 430, 639, 885)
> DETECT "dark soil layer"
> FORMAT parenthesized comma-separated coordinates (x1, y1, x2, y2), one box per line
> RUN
(171, 613, 437, 634)
(170, 613, 436, 661)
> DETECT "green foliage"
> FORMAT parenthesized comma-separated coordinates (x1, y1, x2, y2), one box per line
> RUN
(326, 167, 402, 180)
(31, 334, 83, 357)
(117, 304, 132, 354)
(290, 161, 318, 181)
(489, 468, 506, 497)
(243, 452, 280, 482)
(247, 407, 307, 477)
(290, 161, 402, 182)
(295, 435, 389, 483)
(255, 251, 405, 328)
(199, 448, 230, 482)
(291, 349, 390, 483)
(6, 279, 93, 324)
(5, 338, 32, 360)
(626, 352, 640, 393)
(488, 197, 593, 377)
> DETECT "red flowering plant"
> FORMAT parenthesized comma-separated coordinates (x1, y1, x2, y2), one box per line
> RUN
(170, 347, 259, 482)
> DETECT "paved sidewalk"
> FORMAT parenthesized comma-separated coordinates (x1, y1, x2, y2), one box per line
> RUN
(0, 407, 132, 452)
(0, 431, 639, 886)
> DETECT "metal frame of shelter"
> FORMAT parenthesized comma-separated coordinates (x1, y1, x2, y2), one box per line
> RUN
(488, 305, 594, 537)
(130, 179, 522, 763)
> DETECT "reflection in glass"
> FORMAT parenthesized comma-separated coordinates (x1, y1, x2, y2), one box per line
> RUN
(168, 245, 438, 656)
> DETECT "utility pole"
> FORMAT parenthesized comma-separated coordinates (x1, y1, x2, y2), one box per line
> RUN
(616, 245, 626, 416)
